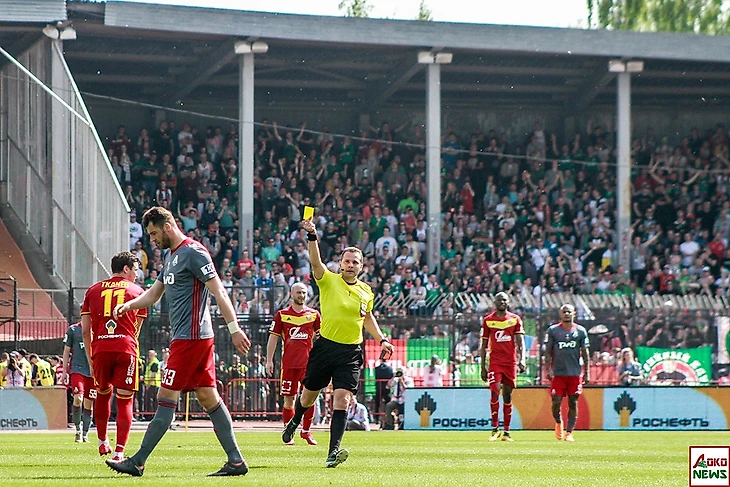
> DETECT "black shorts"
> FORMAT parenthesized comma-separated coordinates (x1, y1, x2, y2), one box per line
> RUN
(302, 337, 363, 394)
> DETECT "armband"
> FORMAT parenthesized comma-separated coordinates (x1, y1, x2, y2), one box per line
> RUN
(227, 321, 242, 335)
(307, 232, 318, 242)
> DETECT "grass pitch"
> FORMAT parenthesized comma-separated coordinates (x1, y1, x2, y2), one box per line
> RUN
(1, 430, 727, 486)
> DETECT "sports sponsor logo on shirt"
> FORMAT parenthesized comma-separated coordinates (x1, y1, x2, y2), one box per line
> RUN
(558, 341, 577, 349)
(493, 330, 512, 343)
(200, 263, 216, 275)
(105, 320, 117, 334)
(288, 326, 310, 340)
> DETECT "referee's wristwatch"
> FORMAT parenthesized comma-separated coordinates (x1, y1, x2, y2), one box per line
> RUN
(380, 338, 390, 344)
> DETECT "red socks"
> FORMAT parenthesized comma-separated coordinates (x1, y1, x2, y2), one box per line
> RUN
(95, 390, 112, 441)
(302, 405, 314, 432)
(115, 393, 134, 451)
(504, 402, 513, 432)
(282, 406, 294, 426)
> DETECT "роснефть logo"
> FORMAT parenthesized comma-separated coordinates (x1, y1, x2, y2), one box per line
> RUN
(415, 393, 437, 428)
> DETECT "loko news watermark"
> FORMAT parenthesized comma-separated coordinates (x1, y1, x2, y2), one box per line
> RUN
(690, 446, 730, 487)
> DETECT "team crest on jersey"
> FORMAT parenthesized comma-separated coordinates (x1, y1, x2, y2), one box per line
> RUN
(172, 255, 178, 266)
(105, 320, 117, 334)
(305, 314, 313, 321)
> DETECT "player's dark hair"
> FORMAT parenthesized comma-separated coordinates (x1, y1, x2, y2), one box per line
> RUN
(29, 353, 38, 361)
(111, 251, 138, 274)
(142, 206, 175, 229)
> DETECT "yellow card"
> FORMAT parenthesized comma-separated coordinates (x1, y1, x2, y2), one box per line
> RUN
(303, 206, 315, 220)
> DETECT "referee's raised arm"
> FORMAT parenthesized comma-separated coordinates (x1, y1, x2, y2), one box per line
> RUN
(301, 218, 325, 280)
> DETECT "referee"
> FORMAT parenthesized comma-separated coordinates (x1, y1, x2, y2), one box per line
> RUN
(282, 217, 394, 468)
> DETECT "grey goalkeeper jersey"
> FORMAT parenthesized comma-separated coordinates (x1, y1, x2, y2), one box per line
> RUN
(544, 323, 589, 377)
(158, 238, 217, 341)
(63, 324, 91, 377)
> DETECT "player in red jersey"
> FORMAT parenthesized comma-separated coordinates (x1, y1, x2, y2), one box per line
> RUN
(480, 292, 525, 442)
(81, 251, 147, 461)
(266, 282, 321, 445)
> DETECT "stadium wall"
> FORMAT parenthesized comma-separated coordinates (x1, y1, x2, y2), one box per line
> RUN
(0, 39, 129, 289)
(0, 387, 67, 431)
(404, 387, 730, 431)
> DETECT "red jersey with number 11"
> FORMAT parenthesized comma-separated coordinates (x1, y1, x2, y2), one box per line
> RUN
(269, 305, 320, 369)
(81, 276, 147, 357)
(481, 311, 525, 367)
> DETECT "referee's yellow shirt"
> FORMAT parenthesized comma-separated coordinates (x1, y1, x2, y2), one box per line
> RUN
(316, 269, 374, 345)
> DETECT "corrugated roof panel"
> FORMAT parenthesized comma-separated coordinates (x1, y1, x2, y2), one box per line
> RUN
(0, 0, 67, 23)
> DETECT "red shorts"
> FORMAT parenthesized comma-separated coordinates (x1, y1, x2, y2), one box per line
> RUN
(92, 352, 139, 393)
(70, 373, 97, 400)
(280, 368, 306, 396)
(551, 375, 582, 397)
(163, 338, 216, 392)
(488, 364, 517, 389)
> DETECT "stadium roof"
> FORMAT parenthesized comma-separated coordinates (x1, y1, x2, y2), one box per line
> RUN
(3, 0, 730, 110)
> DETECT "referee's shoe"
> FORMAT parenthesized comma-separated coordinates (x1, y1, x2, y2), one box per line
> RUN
(282, 418, 300, 444)
(208, 460, 249, 476)
(326, 448, 349, 468)
(106, 458, 144, 477)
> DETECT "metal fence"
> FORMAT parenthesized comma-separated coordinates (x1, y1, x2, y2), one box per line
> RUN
(54, 285, 730, 368)
(0, 275, 17, 345)
(0, 38, 128, 288)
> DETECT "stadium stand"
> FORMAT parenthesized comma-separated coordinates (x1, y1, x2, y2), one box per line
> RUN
(0, 219, 66, 342)
(111, 119, 730, 302)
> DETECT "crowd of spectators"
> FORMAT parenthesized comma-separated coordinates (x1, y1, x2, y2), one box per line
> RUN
(111, 116, 730, 310)
(0, 349, 64, 388)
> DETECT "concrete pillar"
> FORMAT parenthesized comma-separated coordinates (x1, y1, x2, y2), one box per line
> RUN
(426, 63, 441, 275)
(616, 72, 632, 277)
(238, 52, 255, 256)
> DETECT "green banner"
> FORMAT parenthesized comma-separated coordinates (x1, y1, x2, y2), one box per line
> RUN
(363, 338, 451, 397)
(406, 338, 451, 369)
(458, 363, 483, 387)
(636, 346, 712, 385)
